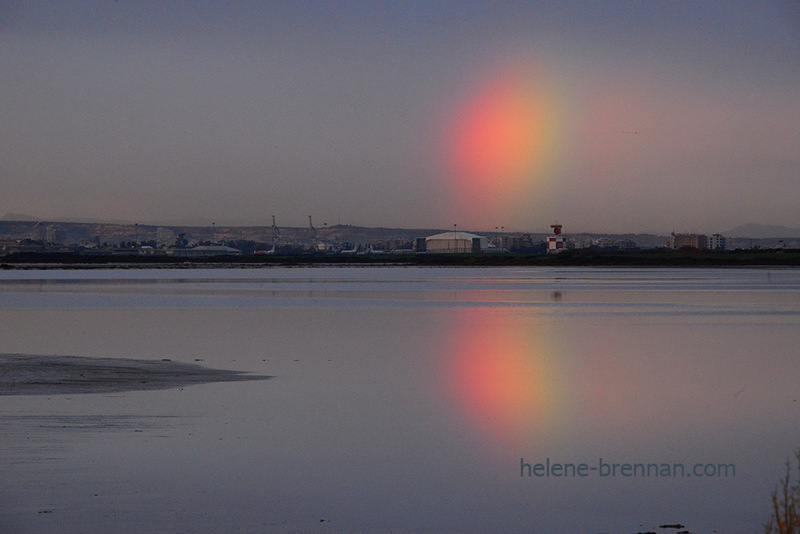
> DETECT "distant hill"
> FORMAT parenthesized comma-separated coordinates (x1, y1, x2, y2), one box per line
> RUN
(1, 212, 39, 221)
(724, 223, 800, 238)
(0, 213, 138, 224)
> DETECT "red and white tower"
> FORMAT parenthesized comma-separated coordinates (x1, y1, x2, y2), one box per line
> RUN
(547, 223, 566, 253)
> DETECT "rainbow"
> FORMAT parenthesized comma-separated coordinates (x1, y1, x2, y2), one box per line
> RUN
(445, 64, 562, 226)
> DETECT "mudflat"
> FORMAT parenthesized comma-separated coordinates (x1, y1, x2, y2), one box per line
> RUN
(0, 354, 271, 395)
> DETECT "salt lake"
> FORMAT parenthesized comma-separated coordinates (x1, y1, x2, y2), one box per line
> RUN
(1, 266, 799, 533)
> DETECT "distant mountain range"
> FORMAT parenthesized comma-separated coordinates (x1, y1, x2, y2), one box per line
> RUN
(723, 223, 800, 238)
(0, 213, 39, 222)
(0, 213, 126, 224)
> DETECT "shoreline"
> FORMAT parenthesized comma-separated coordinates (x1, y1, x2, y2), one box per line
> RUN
(0, 354, 271, 396)
(2, 249, 800, 269)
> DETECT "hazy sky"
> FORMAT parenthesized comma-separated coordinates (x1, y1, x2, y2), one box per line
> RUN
(1, 1, 798, 233)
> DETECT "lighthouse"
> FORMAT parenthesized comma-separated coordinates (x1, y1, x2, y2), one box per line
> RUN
(547, 223, 566, 253)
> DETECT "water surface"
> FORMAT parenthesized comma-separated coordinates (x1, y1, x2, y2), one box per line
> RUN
(1, 267, 798, 533)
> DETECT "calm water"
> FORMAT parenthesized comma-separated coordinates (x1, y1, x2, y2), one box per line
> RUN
(1, 267, 799, 533)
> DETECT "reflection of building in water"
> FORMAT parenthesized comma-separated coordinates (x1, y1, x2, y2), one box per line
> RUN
(547, 223, 566, 253)
(668, 233, 709, 250)
(425, 231, 488, 253)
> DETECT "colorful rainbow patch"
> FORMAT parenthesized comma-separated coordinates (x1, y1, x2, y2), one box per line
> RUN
(445, 65, 561, 226)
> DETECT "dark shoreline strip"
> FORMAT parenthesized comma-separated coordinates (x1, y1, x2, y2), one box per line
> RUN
(2, 248, 800, 268)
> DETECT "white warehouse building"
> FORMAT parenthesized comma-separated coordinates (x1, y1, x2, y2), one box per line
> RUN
(425, 231, 489, 253)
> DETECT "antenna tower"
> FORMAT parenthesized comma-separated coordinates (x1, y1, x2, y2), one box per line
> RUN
(308, 215, 317, 240)
(271, 215, 280, 244)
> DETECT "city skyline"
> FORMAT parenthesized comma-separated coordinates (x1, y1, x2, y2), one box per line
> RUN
(2, 2, 798, 234)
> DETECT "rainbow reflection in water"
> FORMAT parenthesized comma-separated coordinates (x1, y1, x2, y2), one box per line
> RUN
(440, 309, 563, 446)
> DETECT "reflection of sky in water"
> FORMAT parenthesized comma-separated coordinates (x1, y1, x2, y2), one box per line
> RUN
(0, 267, 799, 533)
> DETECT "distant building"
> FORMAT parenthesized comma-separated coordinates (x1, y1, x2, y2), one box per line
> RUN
(425, 231, 488, 253)
(592, 237, 637, 250)
(709, 234, 726, 250)
(157, 227, 176, 246)
(570, 237, 593, 249)
(0, 240, 19, 256)
(493, 234, 537, 252)
(45, 225, 66, 245)
(669, 233, 708, 250)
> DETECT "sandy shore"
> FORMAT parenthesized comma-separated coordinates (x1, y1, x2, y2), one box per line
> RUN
(0, 353, 271, 395)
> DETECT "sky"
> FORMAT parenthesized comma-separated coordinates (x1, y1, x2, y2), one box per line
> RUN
(1, 1, 798, 234)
